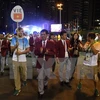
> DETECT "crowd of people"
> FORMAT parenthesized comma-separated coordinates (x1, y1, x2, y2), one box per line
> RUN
(0, 27, 100, 99)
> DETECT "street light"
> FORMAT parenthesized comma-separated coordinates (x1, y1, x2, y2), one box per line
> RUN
(57, 3, 63, 24)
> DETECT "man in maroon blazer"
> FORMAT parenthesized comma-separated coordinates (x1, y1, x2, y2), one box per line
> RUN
(1, 36, 10, 75)
(29, 31, 40, 67)
(56, 30, 72, 88)
(34, 29, 56, 98)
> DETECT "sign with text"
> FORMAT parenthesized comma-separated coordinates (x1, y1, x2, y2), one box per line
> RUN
(11, 5, 24, 22)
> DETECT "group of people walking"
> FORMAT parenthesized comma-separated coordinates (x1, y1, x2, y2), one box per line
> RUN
(2, 27, 100, 99)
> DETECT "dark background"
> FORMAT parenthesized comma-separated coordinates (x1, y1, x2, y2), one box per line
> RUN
(0, 0, 100, 33)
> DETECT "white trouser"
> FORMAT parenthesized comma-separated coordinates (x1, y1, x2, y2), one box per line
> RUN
(31, 51, 37, 67)
(1, 56, 6, 72)
(70, 57, 78, 78)
(6, 53, 9, 65)
(37, 61, 51, 95)
(59, 58, 71, 82)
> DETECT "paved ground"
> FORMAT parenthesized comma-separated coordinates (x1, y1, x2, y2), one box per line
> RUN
(0, 55, 100, 100)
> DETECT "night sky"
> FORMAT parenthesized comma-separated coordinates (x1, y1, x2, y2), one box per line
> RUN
(0, 0, 100, 33)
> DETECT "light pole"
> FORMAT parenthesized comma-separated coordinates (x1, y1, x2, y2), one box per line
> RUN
(57, 3, 63, 24)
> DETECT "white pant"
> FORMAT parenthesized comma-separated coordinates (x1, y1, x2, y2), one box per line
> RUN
(5, 53, 9, 65)
(59, 58, 71, 82)
(31, 51, 37, 67)
(37, 62, 51, 94)
(70, 57, 78, 78)
(1, 56, 6, 72)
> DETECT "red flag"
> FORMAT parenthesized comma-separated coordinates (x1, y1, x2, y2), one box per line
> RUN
(13, 13, 22, 20)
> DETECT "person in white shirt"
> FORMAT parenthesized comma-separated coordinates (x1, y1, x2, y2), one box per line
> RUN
(11, 27, 30, 96)
(77, 32, 100, 97)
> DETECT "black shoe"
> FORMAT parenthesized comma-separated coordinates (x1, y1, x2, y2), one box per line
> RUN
(13, 89, 21, 96)
(60, 81, 64, 86)
(64, 82, 72, 88)
(38, 92, 44, 99)
(70, 77, 74, 81)
(1, 72, 4, 76)
(98, 72, 100, 80)
(94, 89, 100, 97)
(44, 85, 48, 90)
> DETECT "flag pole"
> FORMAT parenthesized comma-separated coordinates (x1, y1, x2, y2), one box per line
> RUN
(16, 22, 19, 62)
(17, 22, 19, 28)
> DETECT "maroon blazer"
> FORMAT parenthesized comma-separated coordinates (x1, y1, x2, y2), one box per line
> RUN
(1, 39, 9, 57)
(34, 40, 56, 69)
(56, 39, 71, 61)
(49, 40, 57, 57)
(29, 36, 41, 52)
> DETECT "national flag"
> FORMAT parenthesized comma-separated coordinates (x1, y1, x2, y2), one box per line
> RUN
(13, 13, 22, 20)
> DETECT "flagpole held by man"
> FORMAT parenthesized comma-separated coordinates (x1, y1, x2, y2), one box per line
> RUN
(11, 27, 30, 96)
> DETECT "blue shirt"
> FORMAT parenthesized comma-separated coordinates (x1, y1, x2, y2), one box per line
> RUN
(11, 36, 29, 62)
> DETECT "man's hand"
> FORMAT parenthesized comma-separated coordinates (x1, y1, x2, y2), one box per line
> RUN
(40, 47, 43, 53)
(11, 42, 19, 53)
(45, 49, 48, 54)
(15, 50, 22, 55)
(68, 47, 73, 52)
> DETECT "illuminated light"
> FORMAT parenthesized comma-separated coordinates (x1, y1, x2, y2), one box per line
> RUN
(5, 25, 8, 27)
(42, 23, 49, 30)
(51, 24, 62, 32)
(3, 32, 5, 35)
(97, 19, 100, 22)
(57, 3, 63, 10)
(37, 6, 40, 8)
(57, 3, 63, 7)
(57, 3, 63, 24)
(65, 24, 67, 27)
(22, 25, 42, 34)
(58, 35, 61, 40)
(58, 8, 63, 10)
(23, 27, 30, 32)
(99, 23, 100, 25)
